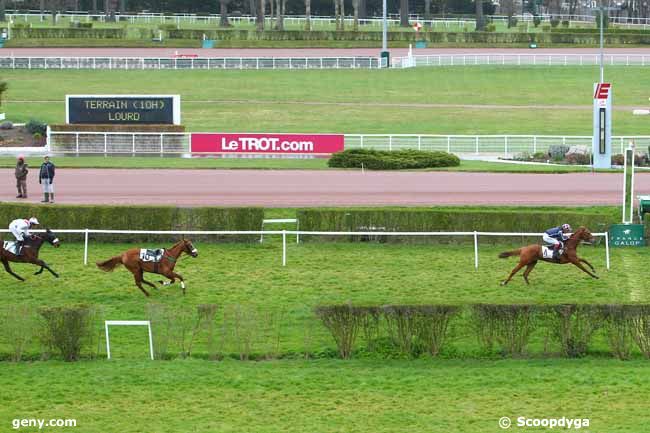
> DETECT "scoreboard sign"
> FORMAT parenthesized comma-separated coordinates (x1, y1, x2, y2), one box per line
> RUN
(66, 95, 181, 125)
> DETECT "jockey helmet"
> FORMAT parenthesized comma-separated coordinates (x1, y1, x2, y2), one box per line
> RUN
(29, 217, 40, 225)
(17, 155, 24, 161)
(561, 223, 572, 232)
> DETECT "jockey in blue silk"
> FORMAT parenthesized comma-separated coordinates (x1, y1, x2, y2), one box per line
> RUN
(543, 223, 572, 259)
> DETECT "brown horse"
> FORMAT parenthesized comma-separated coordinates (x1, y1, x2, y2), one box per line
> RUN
(0, 229, 61, 281)
(96, 239, 198, 297)
(498, 226, 599, 285)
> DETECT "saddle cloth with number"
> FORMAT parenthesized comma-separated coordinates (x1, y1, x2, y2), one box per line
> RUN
(542, 246, 563, 260)
(139, 248, 164, 262)
(3, 241, 18, 255)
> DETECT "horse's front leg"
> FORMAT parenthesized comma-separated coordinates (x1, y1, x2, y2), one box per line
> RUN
(570, 258, 599, 279)
(33, 259, 59, 278)
(2, 259, 25, 281)
(578, 257, 596, 273)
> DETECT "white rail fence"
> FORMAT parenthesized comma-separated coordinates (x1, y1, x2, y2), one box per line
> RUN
(44, 131, 650, 157)
(392, 53, 650, 68)
(0, 229, 611, 270)
(0, 56, 381, 70)
(5, 12, 650, 28)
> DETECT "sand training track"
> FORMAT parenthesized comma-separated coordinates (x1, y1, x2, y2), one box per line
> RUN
(0, 169, 640, 207)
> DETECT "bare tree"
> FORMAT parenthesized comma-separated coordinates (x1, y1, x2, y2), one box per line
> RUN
(339, 0, 345, 30)
(305, 0, 311, 30)
(475, 0, 485, 30)
(353, 0, 359, 30)
(334, 0, 340, 30)
(274, 0, 286, 30)
(219, 0, 231, 27)
(501, 0, 516, 26)
(400, 0, 409, 27)
(256, 0, 264, 30)
(424, 0, 432, 26)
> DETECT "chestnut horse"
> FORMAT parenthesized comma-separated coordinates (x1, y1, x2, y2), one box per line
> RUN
(96, 239, 198, 297)
(498, 226, 598, 285)
(0, 229, 61, 281)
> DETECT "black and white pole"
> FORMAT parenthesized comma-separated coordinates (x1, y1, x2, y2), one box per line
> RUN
(381, 0, 389, 67)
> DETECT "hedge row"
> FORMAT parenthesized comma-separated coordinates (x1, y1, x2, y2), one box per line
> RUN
(11, 28, 127, 39)
(296, 207, 617, 244)
(328, 149, 460, 170)
(4, 303, 649, 362)
(0, 203, 264, 243)
(316, 304, 650, 360)
(165, 29, 650, 44)
(49, 124, 186, 133)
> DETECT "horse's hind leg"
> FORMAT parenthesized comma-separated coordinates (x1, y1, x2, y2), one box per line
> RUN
(126, 265, 150, 297)
(501, 261, 526, 286)
(2, 259, 24, 281)
(138, 269, 157, 290)
(523, 261, 538, 285)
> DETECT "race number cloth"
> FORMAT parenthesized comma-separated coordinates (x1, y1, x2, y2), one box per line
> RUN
(542, 246, 562, 259)
(139, 249, 164, 262)
(3, 241, 18, 255)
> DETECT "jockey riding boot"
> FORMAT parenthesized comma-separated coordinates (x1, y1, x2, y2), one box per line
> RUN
(553, 244, 561, 260)
(41, 192, 49, 203)
(49, 193, 54, 204)
(16, 241, 23, 256)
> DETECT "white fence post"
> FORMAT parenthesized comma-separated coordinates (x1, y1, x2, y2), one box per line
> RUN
(282, 230, 287, 267)
(473, 231, 479, 269)
(605, 231, 610, 270)
(84, 229, 89, 266)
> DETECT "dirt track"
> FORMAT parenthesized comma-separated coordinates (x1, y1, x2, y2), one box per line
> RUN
(0, 169, 641, 207)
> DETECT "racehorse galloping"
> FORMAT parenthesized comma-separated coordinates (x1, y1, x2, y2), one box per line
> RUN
(0, 229, 61, 281)
(96, 239, 198, 297)
(498, 226, 598, 285)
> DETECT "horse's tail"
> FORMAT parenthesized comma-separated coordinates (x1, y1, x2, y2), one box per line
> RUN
(96, 255, 123, 272)
(498, 249, 521, 259)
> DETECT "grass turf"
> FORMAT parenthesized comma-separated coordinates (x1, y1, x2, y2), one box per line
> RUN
(1, 240, 647, 432)
(0, 240, 648, 433)
(4, 67, 649, 135)
(1, 358, 648, 433)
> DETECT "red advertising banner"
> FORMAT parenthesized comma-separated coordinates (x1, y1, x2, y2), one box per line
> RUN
(191, 133, 345, 155)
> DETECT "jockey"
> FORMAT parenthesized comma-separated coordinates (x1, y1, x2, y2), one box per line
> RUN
(543, 223, 572, 259)
(8, 217, 40, 255)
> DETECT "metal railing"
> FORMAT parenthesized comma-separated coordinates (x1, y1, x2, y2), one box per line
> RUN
(5, 12, 650, 27)
(44, 132, 650, 156)
(0, 56, 381, 70)
(392, 53, 650, 68)
(0, 228, 612, 270)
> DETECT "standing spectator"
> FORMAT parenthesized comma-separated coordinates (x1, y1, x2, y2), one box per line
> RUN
(39, 155, 56, 203)
(14, 155, 28, 199)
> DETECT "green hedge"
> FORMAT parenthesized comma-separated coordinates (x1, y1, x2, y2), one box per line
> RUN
(297, 207, 618, 244)
(165, 29, 650, 45)
(0, 203, 263, 243)
(328, 149, 460, 170)
(11, 28, 127, 39)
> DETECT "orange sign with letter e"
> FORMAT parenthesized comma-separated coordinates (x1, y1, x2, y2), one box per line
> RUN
(594, 83, 611, 107)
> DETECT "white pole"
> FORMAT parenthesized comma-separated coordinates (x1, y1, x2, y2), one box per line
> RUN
(84, 229, 89, 265)
(622, 148, 628, 223)
(105, 323, 111, 360)
(282, 230, 287, 266)
(147, 322, 155, 360)
(605, 231, 610, 270)
(473, 231, 479, 269)
(630, 143, 635, 223)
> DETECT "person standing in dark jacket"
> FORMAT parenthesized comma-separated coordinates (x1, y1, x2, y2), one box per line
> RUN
(14, 155, 28, 199)
(39, 155, 56, 203)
